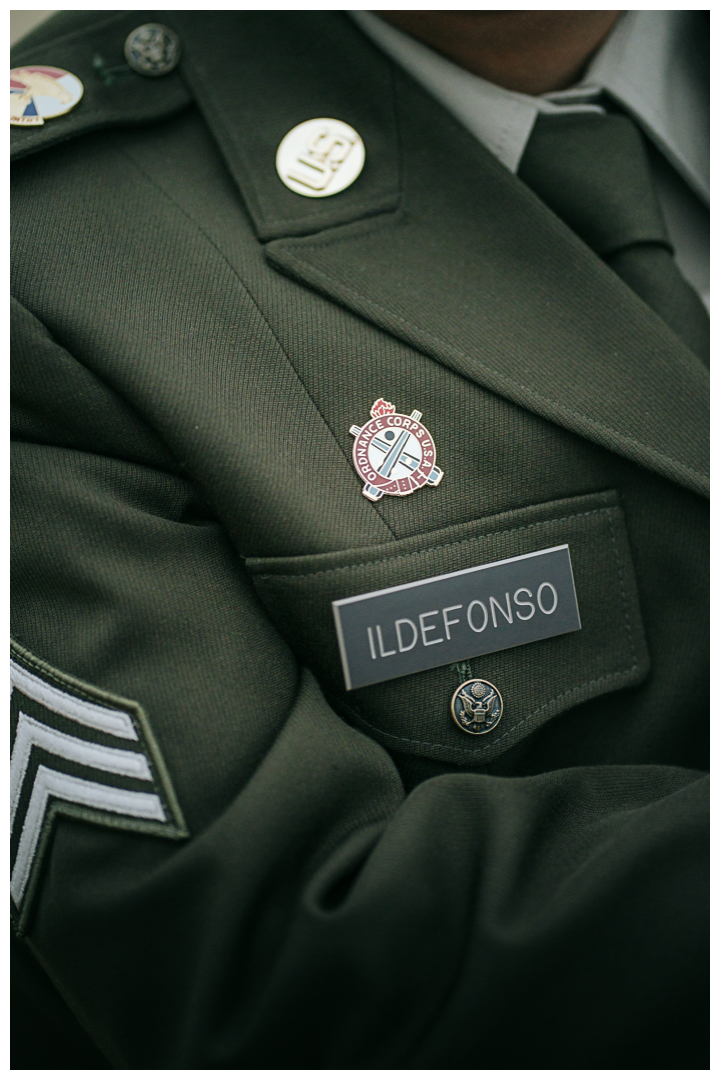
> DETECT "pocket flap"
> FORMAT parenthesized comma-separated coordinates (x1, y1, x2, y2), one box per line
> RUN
(247, 491, 650, 766)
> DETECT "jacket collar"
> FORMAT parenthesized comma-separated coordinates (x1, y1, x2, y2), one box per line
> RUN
(175, 11, 708, 499)
(585, 10, 709, 205)
(348, 10, 709, 205)
(171, 10, 399, 241)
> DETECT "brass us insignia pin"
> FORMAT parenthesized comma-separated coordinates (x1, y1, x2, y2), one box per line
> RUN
(349, 398, 444, 502)
(276, 118, 365, 197)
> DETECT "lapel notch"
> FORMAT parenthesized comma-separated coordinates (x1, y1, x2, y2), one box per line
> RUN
(180, 12, 709, 498)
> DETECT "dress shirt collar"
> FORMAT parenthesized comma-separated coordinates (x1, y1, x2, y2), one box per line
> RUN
(350, 11, 708, 204)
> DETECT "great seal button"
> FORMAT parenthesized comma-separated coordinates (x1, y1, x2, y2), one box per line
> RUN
(451, 679, 503, 735)
(124, 24, 181, 77)
(10, 67, 84, 126)
(276, 118, 365, 197)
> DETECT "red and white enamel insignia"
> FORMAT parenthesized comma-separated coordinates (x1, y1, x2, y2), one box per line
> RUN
(10, 67, 84, 127)
(349, 398, 444, 502)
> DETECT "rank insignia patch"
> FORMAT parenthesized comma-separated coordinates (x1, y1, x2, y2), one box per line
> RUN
(349, 398, 444, 501)
(10, 643, 187, 932)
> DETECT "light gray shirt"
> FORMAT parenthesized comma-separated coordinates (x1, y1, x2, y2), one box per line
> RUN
(351, 11, 709, 307)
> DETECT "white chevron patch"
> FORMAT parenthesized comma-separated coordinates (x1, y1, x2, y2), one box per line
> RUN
(10, 644, 187, 932)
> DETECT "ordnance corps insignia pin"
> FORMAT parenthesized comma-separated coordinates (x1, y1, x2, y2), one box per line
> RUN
(349, 398, 444, 502)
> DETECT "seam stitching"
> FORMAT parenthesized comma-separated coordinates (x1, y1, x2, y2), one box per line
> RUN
(116, 143, 397, 541)
(11, 297, 184, 476)
(342, 665, 639, 755)
(252, 507, 607, 580)
(607, 502, 637, 667)
(319, 502, 641, 754)
(273, 247, 707, 486)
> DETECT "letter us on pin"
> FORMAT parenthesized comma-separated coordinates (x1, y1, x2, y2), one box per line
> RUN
(332, 545, 581, 690)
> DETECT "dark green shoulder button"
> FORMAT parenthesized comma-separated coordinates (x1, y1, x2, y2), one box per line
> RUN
(11, 12, 191, 163)
(124, 24, 181, 77)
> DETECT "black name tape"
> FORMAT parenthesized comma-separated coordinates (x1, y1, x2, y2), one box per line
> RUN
(332, 545, 581, 690)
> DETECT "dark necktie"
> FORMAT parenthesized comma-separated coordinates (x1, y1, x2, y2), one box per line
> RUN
(518, 111, 709, 365)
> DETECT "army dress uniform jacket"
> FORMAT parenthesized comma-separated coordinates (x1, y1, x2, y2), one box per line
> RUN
(11, 11, 709, 1070)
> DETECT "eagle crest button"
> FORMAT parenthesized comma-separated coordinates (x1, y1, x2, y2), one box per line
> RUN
(349, 398, 443, 501)
(276, 118, 365, 197)
(124, 24, 181, 76)
(10, 67, 83, 126)
(451, 679, 503, 735)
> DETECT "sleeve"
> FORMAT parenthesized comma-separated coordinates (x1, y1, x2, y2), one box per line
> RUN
(11, 303, 708, 1069)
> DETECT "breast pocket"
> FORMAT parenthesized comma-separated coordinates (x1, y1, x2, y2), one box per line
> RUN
(247, 490, 649, 767)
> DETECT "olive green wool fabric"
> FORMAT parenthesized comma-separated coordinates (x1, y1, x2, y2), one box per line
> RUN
(11, 10, 708, 1070)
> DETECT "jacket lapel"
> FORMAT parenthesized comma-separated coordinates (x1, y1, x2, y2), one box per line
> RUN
(177, 11, 709, 499)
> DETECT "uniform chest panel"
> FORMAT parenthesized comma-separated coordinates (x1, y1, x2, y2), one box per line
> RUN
(12, 114, 707, 773)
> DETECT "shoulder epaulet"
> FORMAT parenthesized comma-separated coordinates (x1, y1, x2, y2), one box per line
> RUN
(11, 11, 191, 163)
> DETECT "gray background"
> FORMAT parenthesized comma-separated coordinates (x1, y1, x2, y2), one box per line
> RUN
(11, 11, 56, 47)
